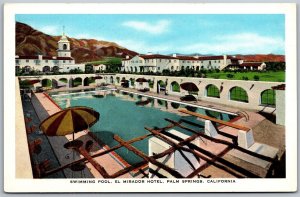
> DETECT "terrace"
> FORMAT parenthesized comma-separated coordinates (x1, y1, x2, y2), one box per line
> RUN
(16, 75, 285, 179)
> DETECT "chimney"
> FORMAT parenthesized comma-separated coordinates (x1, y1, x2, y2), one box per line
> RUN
(126, 55, 130, 59)
(38, 55, 43, 60)
(172, 53, 177, 57)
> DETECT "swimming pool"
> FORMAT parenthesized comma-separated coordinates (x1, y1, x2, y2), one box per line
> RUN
(49, 89, 236, 165)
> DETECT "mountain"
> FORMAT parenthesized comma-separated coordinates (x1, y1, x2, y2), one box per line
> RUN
(235, 54, 285, 62)
(16, 22, 138, 63)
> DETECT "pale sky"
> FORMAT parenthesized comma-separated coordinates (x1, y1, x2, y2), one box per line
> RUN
(16, 14, 285, 55)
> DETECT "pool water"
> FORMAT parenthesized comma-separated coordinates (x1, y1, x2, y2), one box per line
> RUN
(50, 89, 236, 165)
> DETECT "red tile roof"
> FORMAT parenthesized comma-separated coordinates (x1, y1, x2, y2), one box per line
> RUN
(121, 54, 244, 61)
(197, 55, 224, 60)
(272, 84, 285, 90)
(16, 55, 73, 60)
(176, 56, 199, 60)
(239, 62, 263, 67)
(139, 54, 177, 59)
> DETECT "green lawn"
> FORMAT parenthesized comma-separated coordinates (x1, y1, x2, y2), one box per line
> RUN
(86, 57, 122, 65)
(206, 71, 285, 82)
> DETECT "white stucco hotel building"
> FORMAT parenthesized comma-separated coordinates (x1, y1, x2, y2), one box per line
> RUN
(121, 53, 266, 73)
(15, 33, 85, 73)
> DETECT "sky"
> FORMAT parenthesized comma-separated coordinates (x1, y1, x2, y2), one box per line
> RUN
(16, 14, 285, 55)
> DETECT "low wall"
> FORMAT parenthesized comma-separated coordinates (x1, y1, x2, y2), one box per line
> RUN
(15, 77, 33, 178)
(114, 74, 284, 112)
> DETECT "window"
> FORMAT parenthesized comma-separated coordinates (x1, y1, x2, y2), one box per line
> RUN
(16, 60, 19, 64)
(158, 67, 160, 70)
(45, 60, 48, 63)
(69, 60, 72, 63)
(171, 66, 174, 70)
(26, 59, 29, 63)
(230, 87, 248, 103)
(183, 61, 185, 63)
(187, 61, 190, 63)
(174, 60, 177, 62)
(169, 60, 171, 63)
(139, 60, 142, 63)
(63, 60, 66, 63)
(63, 44, 67, 50)
(261, 89, 276, 106)
(206, 85, 220, 98)
(196, 66, 200, 71)
(159, 59, 161, 62)
(218, 60, 220, 63)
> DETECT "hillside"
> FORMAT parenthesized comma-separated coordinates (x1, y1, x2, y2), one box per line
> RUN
(16, 22, 138, 63)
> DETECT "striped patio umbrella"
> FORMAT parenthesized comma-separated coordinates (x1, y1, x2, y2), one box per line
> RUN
(180, 82, 199, 92)
(136, 78, 148, 83)
(39, 106, 100, 137)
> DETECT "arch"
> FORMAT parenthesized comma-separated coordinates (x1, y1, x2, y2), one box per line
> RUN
(206, 84, 220, 98)
(63, 44, 67, 50)
(59, 78, 68, 83)
(130, 67, 133, 72)
(229, 86, 248, 103)
(52, 66, 59, 73)
(41, 79, 52, 87)
(170, 81, 180, 92)
(261, 89, 276, 106)
(196, 66, 200, 71)
(43, 66, 50, 73)
(73, 77, 82, 87)
(171, 66, 174, 71)
(157, 80, 166, 93)
(134, 67, 138, 72)
(110, 76, 114, 84)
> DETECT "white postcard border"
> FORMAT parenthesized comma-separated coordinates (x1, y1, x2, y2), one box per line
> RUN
(4, 3, 297, 192)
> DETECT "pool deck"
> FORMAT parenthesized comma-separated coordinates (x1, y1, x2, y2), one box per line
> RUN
(27, 85, 285, 178)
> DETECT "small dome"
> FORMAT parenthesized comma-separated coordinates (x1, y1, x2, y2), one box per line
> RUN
(58, 34, 69, 43)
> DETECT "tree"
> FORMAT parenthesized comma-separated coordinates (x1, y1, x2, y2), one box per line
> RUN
(69, 68, 84, 74)
(85, 64, 94, 73)
(226, 73, 234, 79)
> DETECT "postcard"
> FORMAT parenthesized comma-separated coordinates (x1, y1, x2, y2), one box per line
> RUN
(3, 3, 297, 192)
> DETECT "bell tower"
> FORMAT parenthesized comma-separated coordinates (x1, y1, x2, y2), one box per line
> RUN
(57, 26, 71, 57)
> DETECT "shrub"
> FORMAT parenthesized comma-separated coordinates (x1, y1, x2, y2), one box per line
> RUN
(253, 75, 260, 81)
(242, 76, 249, 81)
(226, 74, 234, 79)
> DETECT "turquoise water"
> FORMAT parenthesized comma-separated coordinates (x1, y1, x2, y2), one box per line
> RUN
(50, 89, 235, 165)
